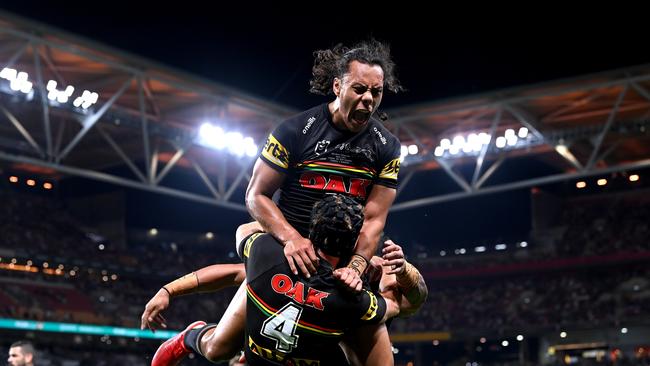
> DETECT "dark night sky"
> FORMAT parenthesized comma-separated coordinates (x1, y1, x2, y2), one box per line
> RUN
(3, 4, 650, 110)
(2, 4, 649, 248)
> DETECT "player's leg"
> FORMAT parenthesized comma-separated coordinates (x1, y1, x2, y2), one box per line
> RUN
(340, 323, 394, 366)
(191, 281, 247, 361)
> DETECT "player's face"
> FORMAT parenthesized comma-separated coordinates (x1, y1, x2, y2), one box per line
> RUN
(7, 347, 28, 366)
(333, 60, 384, 133)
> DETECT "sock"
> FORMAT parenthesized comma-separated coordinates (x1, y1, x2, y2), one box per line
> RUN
(183, 323, 217, 355)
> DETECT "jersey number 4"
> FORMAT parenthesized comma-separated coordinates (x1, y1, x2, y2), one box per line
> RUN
(261, 303, 303, 352)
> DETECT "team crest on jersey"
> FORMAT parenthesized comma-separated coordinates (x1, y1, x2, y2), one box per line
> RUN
(314, 140, 330, 156)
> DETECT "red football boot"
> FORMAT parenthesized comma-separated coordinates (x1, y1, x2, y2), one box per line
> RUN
(151, 320, 207, 366)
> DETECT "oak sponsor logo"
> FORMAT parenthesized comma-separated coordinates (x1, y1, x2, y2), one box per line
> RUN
(271, 274, 330, 311)
(298, 172, 371, 199)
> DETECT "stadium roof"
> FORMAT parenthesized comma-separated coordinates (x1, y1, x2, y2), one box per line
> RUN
(1, 11, 649, 212)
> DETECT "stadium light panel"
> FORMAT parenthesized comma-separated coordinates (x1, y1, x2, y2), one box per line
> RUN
(496, 136, 506, 148)
(518, 127, 529, 138)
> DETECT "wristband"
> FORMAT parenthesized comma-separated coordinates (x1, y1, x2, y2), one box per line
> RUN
(162, 272, 199, 297)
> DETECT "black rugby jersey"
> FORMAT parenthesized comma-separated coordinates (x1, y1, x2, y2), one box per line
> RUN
(238, 233, 388, 366)
(260, 103, 401, 237)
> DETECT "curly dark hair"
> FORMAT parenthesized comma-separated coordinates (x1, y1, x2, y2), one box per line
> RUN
(308, 194, 364, 257)
(309, 38, 404, 97)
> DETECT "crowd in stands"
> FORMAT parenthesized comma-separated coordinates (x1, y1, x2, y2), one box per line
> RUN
(409, 192, 650, 273)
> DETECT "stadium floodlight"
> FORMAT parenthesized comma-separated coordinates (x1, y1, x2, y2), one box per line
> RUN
(502, 340, 509, 347)
(244, 137, 258, 157)
(433, 132, 495, 158)
(506, 135, 518, 146)
(46, 80, 75, 103)
(461, 139, 473, 153)
(474, 246, 486, 253)
(597, 178, 607, 186)
(504, 129, 515, 138)
(560, 331, 567, 338)
(197, 123, 258, 158)
(452, 135, 465, 148)
(479, 132, 491, 145)
(629, 174, 639, 182)
(496, 136, 507, 148)
(198, 123, 226, 150)
(495, 243, 507, 250)
(73, 90, 99, 109)
(400, 145, 408, 157)
(518, 127, 529, 138)
(408, 144, 418, 155)
(576, 181, 586, 189)
(225, 132, 244, 156)
(621, 328, 628, 334)
(519, 241, 528, 248)
(517, 335, 524, 341)
(10, 72, 32, 94)
(0, 67, 17, 80)
(56, 85, 74, 103)
(467, 133, 482, 152)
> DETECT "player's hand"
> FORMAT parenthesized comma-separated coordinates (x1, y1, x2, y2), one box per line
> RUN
(382, 240, 406, 275)
(283, 236, 319, 278)
(140, 288, 170, 331)
(366, 256, 384, 288)
(333, 267, 363, 292)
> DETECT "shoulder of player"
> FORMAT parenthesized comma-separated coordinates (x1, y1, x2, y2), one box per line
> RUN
(365, 118, 400, 147)
(244, 233, 282, 256)
(278, 104, 326, 131)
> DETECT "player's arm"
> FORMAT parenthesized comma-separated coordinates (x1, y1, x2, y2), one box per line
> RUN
(338, 185, 396, 290)
(246, 158, 319, 276)
(380, 240, 428, 317)
(140, 264, 245, 331)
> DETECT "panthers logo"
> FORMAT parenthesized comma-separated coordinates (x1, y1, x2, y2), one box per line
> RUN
(314, 140, 330, 156)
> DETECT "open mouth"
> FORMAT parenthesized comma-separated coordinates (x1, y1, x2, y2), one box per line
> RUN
(351, 109, 371, 125)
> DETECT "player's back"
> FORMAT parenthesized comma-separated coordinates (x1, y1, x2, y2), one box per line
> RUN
(239, 233, 385, 366)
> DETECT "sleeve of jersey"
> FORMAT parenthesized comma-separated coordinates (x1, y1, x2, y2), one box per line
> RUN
(375, 137, 401, 189)
(237, 232, 265, 263)
(356, 290, 388, 325)
(259, 120, 296, 174)
(238, 233, 285, 280)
